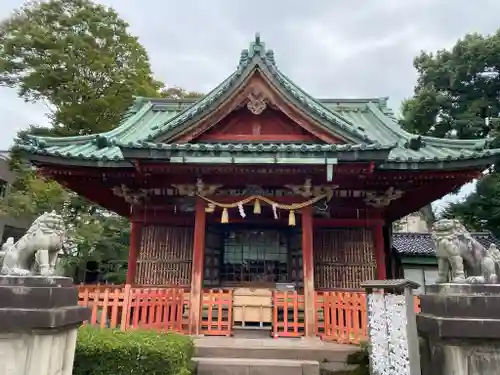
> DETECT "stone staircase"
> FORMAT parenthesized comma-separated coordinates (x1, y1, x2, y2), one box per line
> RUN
(192, 337, 357, 375)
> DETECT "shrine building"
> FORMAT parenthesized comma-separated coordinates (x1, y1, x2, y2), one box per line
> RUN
(16, 35, 500, 336)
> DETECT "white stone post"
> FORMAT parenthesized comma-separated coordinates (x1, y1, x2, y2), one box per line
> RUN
(361, 279, 421, 375)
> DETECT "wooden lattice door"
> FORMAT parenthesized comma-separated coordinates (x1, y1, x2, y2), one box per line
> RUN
(313, 228, 376, 289)
(204, 227, 223, 287)
(288, 228, 303, 287)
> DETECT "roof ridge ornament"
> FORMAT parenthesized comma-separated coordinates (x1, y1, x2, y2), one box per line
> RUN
(238, 33, 277, 67)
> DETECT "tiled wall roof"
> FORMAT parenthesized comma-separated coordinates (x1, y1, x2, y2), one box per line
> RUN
(393, 232, 500, 256)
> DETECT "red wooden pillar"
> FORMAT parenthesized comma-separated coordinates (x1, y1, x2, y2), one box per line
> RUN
(126, 220, 141, 285)
(301, 206, 315, 337)
(374, 224, 387, 280)
(189, 198, 207, 335)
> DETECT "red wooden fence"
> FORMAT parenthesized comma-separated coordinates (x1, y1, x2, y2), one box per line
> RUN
(78, 285, 421, 342)
(78, 285, 233, 336)
(79, 285, 190, 332)
(200, 289, 233, 336)
(314, 291, 367, 344)
(272, 290, 305, 338)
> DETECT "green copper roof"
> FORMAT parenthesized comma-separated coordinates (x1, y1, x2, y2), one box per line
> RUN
(16, 33, 500, 170)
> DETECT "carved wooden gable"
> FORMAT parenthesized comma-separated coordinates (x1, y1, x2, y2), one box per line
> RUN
(173, 71, 345, 144)
(197, 106, 322, 142)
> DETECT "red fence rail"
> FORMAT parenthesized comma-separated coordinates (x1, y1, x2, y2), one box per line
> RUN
(78, 285, 421, 342)
(78, 285, 189, 332)
(200, 289, 233, 336)
(272, 290, 305, 338)
(315, 291, 367, 344)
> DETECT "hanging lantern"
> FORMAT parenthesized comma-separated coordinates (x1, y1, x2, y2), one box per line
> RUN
(288, 210, 296, 226)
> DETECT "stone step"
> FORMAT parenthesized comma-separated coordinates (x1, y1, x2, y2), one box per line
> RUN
(195, 342, 354, 363)
(192, 357, 319, 375)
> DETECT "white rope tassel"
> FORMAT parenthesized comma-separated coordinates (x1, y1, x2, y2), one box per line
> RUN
(238, 203, 246, 218)
(272, 204, 278, 219)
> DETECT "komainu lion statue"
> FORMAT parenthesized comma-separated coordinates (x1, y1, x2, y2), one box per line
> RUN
(0, 211, 66, 276)
(432, 218, 499, 284)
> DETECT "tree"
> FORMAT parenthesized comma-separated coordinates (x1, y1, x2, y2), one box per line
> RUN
(442, 172, 500, 237)
(401, 31, 500, 232)
(0, 0, 162, 135)
(0, 0, 203, 282)
(401, 32, 500, 139)
(0, 0, 159, 281)
(160, 86, 204, 100)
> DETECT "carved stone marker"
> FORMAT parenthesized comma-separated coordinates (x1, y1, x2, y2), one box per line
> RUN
(362, 279, 421, 375)
(0, 275, 89, 375)
(418, 283, 500, 375)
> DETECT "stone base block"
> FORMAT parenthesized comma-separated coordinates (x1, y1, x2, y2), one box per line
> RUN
(0, 328, 78, 375)
(418, 283, 500, 375)
(0, 275, 89, 375)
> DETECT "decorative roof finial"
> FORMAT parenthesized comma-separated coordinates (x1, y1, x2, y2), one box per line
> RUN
(237, 33, 276, 67)
(248, 32, 265, 58)
(255, 32, 261, 45)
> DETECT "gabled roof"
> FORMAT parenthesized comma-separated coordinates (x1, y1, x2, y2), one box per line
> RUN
(393, 232, 500, 256)
(15, 34, 500, 170)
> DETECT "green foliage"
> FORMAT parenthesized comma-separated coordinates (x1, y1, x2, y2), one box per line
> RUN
(74, 326, 194, 375)
(0, 0, 202, 282)
(442, 171, 500, 236)
(0, 168, 67, 217)
(401, 32, 500, 139)
(160, 86, 204, 100)
(0, 0, 162, 135)
(61, 212, 130, 282)
(401, 30, 500, 229)
(0, 0, 149, 281)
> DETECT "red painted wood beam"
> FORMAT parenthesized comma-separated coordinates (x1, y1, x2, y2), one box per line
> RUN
(39, 163, 480, 181)
(301, 206, 315, 337)
(373, 224, 386, 280)
(58, 178, 129, 216)
(204, 195, 315, 204)
(126, 221, 141, 284)
(313, 218, 384, 227)
(386, 176, 476, 221)
(196, 134, 316, 142)
(46, 169, 480, 193)
(188, 198, 207, 335)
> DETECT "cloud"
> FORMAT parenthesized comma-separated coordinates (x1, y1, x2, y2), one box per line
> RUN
(0, 0, 498, 207)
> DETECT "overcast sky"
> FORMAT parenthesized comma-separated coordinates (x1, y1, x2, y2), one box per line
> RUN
(1, 0, 498, 209)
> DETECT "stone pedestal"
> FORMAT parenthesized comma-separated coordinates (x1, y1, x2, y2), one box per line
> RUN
(0, 276, 90, 375)
(417, 284, 500, 375)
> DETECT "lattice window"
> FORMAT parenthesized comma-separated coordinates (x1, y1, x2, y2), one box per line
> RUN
(219, 228, 290, 285)
(136, 226, 193, 286)
(314, 228, 377, 289)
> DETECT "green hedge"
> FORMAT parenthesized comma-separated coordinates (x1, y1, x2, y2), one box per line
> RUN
(73, 326, 194, 375)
